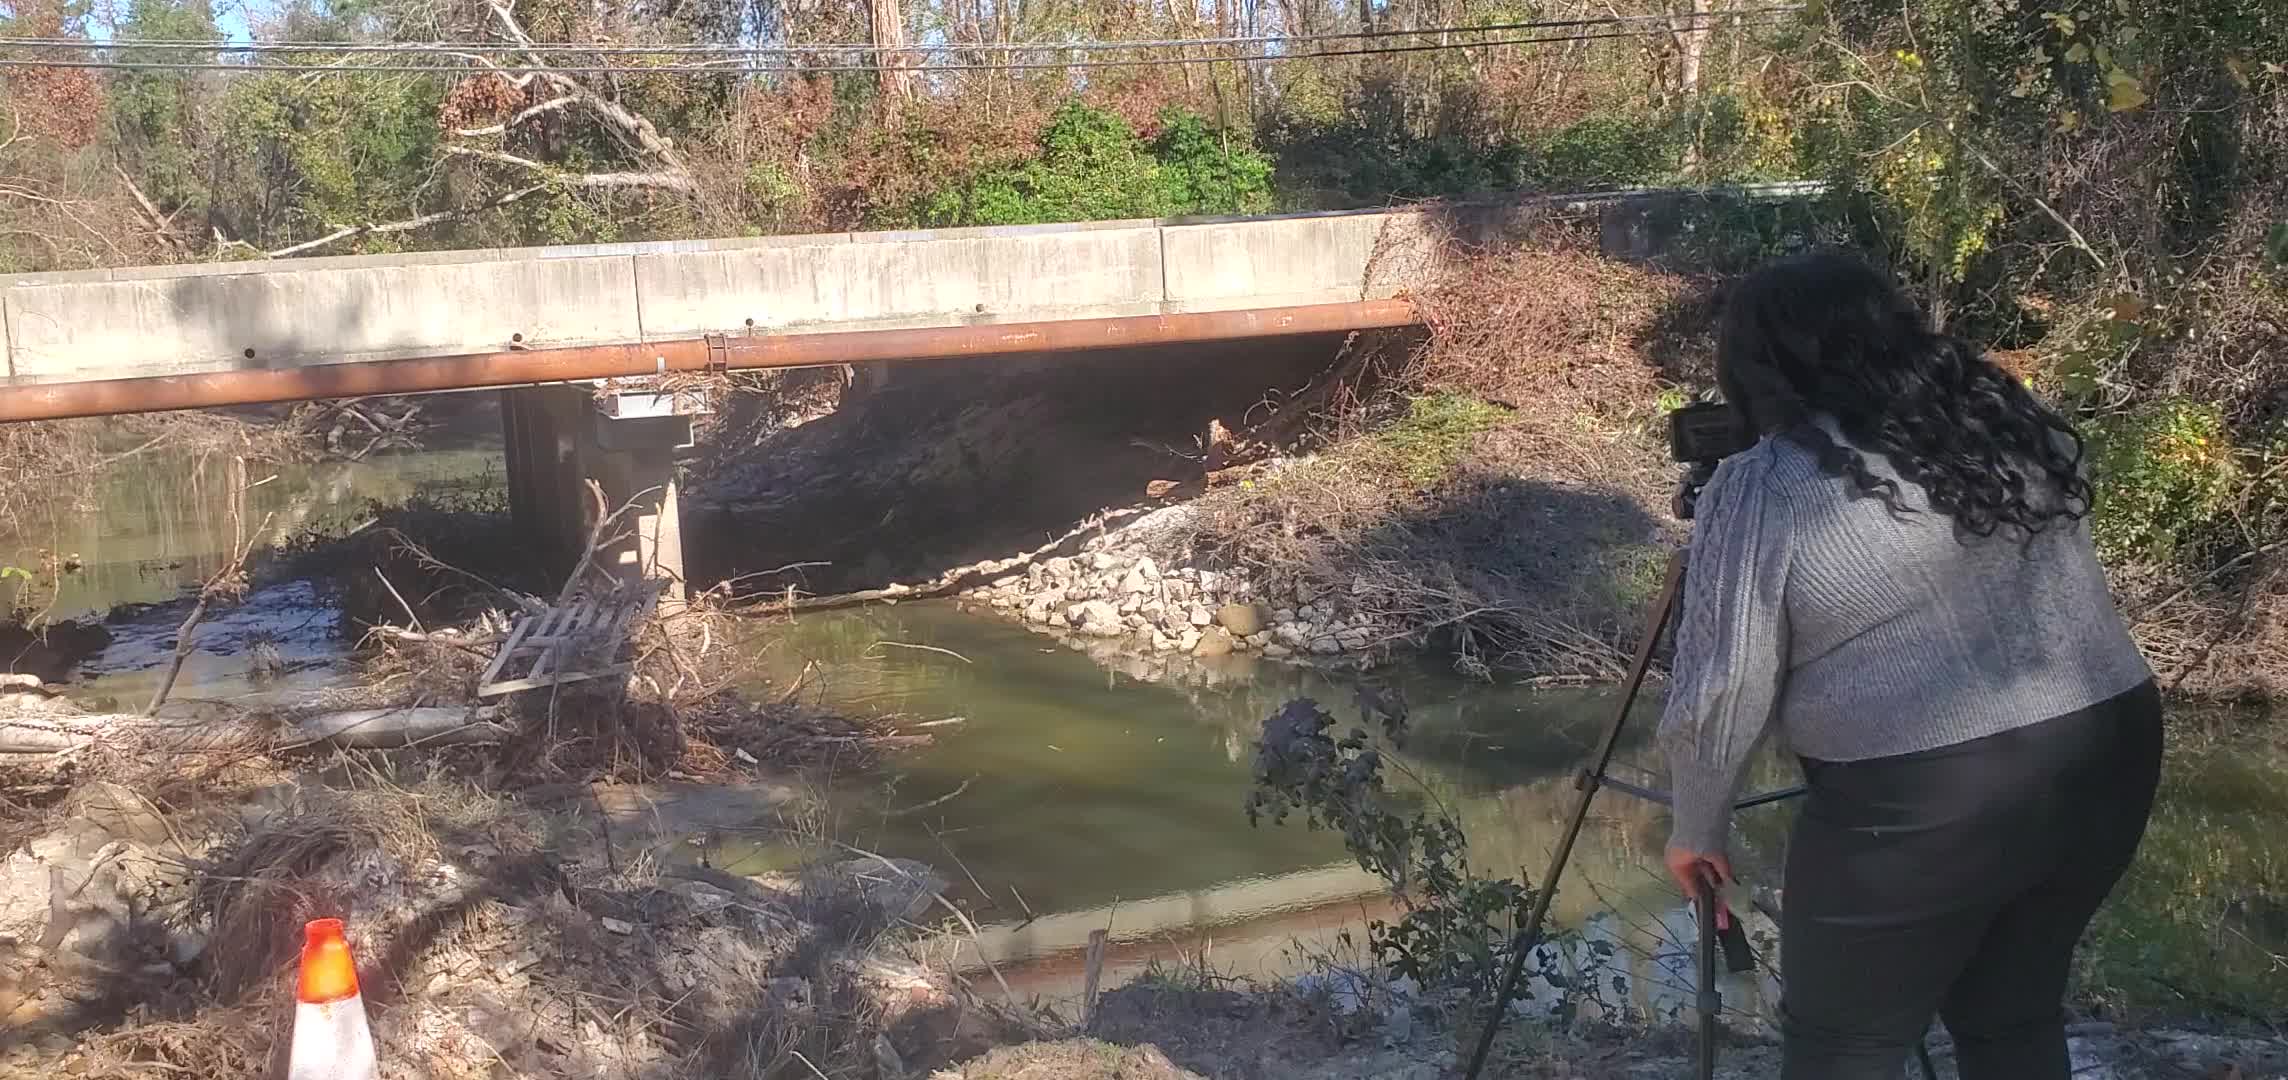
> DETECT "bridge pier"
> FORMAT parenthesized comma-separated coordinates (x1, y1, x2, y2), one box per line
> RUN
(500, 384, 701, 604)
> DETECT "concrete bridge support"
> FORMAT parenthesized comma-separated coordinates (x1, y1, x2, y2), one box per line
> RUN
(500, 384, 698, 603)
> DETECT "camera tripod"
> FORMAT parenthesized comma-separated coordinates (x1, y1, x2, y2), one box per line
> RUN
(1458, 475, 1941, 1080)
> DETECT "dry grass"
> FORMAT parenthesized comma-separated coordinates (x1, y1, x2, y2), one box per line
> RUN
(0, 421, 103, 533)
(17, 742, 1009, 1080)
(937, 1039, 1207, 1079)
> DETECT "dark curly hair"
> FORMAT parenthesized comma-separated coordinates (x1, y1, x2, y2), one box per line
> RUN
(1717, 249, 2092, 537)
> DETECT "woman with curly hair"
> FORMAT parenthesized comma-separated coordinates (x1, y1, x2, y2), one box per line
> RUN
(1658, 250, 2158, 1080)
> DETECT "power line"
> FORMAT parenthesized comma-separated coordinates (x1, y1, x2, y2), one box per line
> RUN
(0, 7, 1800, 57)
(0, 27, 1754, 74)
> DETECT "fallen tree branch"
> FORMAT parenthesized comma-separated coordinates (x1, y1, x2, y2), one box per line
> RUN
(264, 163, 690, 260)
(2133, 539, 2288, 622)
(147, 461, 268, 716)
(0, 705, 508, 755)
(742, 505, 1152, 615)
(370, 626, 506, 653)
(264, 183, 546, 258)
(279, 707, 513, 750)
(113, 161, 187, 255)
(446, 145, 697, 192)
(453, 93, 581, 137)
(369, 526, 545, 616)
(481, 0, 694, 177)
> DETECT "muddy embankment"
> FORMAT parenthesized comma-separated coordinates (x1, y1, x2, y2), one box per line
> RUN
(678, 326, 1652, 677)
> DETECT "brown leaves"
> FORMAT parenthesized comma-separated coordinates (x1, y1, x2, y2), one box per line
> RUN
(4, 69, 106, 149)
(437, 74, 531, 134)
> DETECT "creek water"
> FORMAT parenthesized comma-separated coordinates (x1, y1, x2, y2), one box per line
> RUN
(1, 426, 503, 706)
(5, 435, 2281, 1024)
(723, 601, 1784, 1021)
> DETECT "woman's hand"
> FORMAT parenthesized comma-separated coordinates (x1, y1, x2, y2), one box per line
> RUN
(1665, 844, 1735, 930)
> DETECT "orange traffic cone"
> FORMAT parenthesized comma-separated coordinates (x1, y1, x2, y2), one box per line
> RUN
(286, 918, 379, 1080)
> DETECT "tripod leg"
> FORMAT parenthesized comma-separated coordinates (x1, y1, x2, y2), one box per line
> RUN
(1462, 552, 1688, 1080)
(1697, 887, 1720, 1080)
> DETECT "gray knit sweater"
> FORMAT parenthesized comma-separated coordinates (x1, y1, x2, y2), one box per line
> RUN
(1657, 424, 2152, 853)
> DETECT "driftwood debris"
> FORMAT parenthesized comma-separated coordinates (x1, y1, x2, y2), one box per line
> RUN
(0, 704, 508, 756)
(744, 505, 1154, 615)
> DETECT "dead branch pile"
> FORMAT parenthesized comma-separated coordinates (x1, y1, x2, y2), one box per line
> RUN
(35, 771, 1006, 1080)
(287, 398, 432, 461)
(484, 595, 925, 784)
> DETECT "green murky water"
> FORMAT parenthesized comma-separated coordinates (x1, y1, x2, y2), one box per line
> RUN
(2, 438, 502, 622)
(703, 603, 2288, 1018)
(705, 603, 1790, 1011)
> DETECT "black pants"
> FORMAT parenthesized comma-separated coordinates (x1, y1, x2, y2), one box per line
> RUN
(1779, 681, 2163, 1080)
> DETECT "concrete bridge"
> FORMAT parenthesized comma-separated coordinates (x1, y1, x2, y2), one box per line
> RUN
(0, 184, 1818, 596)
(0, 209, 1448, 408)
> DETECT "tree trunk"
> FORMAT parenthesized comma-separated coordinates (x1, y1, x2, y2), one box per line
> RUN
(871, 0, 914, 111)
(1677, 0, 1714, 173)
(1677, 0, 1711, 97)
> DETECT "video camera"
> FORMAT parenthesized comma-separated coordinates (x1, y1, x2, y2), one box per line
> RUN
(1665, 402, 1753, 521)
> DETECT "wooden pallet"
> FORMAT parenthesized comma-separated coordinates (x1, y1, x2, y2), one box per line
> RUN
(476, 585, 661, 698)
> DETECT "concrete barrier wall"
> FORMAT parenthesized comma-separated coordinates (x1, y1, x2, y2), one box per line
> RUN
(633, 221, 1168, 338)
(0, 210, 1434, 384)
(2, 255, 647, 381)
(1, 184, 1822, 384)
(1159, 210, 1435, 312)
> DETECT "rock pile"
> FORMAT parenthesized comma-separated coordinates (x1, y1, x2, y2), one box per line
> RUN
(962, 532, 1402, 665)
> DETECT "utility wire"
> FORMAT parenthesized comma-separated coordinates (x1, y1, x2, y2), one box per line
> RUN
(0, 31, 1684, 74)
(0, 8, 1801, 55)
(0, 19, 1792, 75)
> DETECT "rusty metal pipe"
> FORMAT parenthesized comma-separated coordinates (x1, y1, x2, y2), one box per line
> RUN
(0, 299, 1419, 423)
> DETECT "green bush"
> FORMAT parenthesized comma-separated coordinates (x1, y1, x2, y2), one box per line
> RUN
(1152, 108, 1275, 216)
(913, 102, 1272, 227)
(2084, 399, 2243, 563)
(1248, 697, 1535, 991)
(1259, 79, 1532, 205)
(1529, 114, 1677, 191)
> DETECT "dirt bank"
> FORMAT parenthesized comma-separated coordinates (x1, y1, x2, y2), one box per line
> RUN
(0, 617, 112, 685)
(933, 980, 2287, 1080)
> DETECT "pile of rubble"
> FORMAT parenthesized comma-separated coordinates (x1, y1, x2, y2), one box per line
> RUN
(962, 510, 1403, 666)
